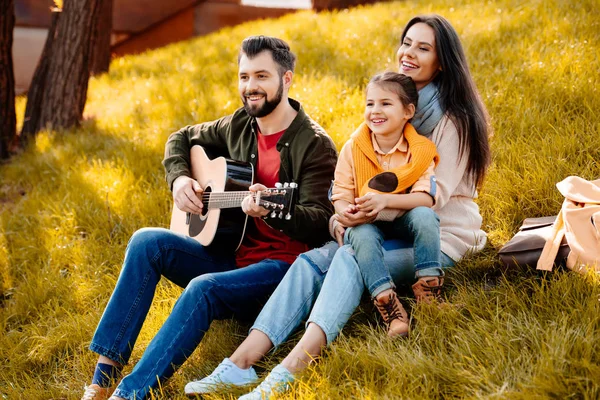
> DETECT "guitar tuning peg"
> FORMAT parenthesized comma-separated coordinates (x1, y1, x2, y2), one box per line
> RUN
(285, 213, 292, 220)
(271, 211, 277, 218)
(278, 211, 283, 219)
(275, 182, 282, 188)
(283, 182, 289, 188)
(289, 182, 298, 188)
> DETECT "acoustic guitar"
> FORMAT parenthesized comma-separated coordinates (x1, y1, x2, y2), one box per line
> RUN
(170, 145, 297, 251)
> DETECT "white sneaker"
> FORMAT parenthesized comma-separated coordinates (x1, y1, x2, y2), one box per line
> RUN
(184, 358, 258, 396)
(238, 364, 294, 400)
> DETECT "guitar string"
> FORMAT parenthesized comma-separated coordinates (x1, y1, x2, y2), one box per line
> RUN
(199, 191, 287, 209)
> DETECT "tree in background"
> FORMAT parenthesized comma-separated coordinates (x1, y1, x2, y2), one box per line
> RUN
(23, 0, 112, 140)
(0, 0, 16, 160)
(37, 0, 103, 131)
(90, 0, 112, 75)
(20, 8, 61, 144)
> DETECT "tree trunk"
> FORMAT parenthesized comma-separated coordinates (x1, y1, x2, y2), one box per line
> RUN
(0, 0, 16, 160)
(90, 0, 112, 75)
(38, 0, 102, 132)
(20, 9, 61, 144)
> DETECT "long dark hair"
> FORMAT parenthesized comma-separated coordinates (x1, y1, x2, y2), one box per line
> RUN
(401, 15, 491, 188)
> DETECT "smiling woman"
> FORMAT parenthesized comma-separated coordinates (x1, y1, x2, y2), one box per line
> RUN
(190, 13, 492, 400)
(397, 23, 442, 90)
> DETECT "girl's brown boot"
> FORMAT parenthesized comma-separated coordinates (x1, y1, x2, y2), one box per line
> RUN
(373, 290, 409, 337)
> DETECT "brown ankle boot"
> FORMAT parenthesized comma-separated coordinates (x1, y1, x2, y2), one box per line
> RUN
(412, 275, 444, 304)
(373, 291, 409, 337)
(81, 384, 114, 400)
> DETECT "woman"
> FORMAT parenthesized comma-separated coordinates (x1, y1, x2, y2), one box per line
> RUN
(185, 14, 491, 399)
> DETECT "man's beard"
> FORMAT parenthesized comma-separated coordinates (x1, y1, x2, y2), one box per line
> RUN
(242, 79, 284, 118)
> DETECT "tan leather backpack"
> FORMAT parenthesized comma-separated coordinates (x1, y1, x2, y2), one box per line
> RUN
(537, 176, 600, 273)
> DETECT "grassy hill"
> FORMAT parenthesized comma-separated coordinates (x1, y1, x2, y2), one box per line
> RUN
(3, 0, 600, 398)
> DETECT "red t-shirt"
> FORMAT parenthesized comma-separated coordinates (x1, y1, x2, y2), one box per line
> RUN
(235, 129, 309, 267)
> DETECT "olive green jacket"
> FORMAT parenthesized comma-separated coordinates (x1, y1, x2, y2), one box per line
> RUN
(163, 99, 338, 248)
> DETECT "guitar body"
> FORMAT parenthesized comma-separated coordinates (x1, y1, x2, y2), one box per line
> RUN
(170, 146, 253, 252)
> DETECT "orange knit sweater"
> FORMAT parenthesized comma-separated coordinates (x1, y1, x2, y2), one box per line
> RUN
(351, 122, 439, 197)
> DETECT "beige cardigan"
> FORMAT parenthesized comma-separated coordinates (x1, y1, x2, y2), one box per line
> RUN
(428, 116, 486, 261)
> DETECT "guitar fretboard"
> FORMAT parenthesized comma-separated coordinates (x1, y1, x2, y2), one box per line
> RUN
(202, 192, 257, 209)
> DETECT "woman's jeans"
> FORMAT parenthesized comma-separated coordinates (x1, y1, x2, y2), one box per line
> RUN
(251, 239, 454, 347)
(89, 228, 291, 400)
(345, 207, 442, 298)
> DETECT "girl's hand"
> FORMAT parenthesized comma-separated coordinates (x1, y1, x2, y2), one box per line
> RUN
(355, 192, 388, 217)
(344, 203, 359, 214)
(338, 209, 376, 227)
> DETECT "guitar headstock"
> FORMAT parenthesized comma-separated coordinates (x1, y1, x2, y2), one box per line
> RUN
(258, 182, 298, 220)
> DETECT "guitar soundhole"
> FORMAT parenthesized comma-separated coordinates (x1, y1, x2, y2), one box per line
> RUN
(187, 186, 210, 237)
(188, 214, 203, 237)
(201, 186, 211, 217)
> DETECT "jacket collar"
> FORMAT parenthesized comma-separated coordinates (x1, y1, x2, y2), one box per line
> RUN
(249, 98, 305, 151)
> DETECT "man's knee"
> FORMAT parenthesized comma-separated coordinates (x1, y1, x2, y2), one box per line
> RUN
(187, 273, 218, 298)
(128, 227, 171, 252)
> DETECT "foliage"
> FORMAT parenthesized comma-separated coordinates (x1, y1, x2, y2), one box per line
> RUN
(2, 0, 599, 398)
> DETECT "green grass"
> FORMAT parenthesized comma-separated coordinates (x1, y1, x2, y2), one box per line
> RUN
(2, 0, 600, 398)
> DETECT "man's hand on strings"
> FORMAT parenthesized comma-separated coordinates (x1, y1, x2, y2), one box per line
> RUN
(242, 184, 270, 218)
(172, 176, 204, 214)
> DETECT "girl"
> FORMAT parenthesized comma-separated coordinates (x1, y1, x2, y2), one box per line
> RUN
(333, 71, 440, 338)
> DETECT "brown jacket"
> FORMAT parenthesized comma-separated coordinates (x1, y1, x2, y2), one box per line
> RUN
(162, 99, 338, 248)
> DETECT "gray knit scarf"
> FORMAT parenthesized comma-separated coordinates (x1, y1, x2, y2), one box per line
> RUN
(411, 82, 444, 138)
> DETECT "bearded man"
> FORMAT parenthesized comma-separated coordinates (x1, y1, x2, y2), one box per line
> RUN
(81, 36, 337, 400)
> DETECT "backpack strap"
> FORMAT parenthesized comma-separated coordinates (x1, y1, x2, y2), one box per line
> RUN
(537, 210, 566, 271)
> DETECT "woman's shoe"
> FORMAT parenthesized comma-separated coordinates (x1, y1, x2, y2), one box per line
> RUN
(238, 364, 294, 400)
(81, 384, 114, 400)
(184, 357, 258, 396)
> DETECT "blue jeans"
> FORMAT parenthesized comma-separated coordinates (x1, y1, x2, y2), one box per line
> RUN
(345, 207, 442, 298)
(89, 228, 291, 400)
(251, 239, 454, 347)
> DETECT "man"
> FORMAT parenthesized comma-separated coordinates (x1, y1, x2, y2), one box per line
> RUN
(82, 36, 337, 400)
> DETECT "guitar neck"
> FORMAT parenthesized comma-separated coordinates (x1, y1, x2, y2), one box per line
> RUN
(203, 191, 253, 209)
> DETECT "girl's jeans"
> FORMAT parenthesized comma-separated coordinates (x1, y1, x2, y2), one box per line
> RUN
(345, 206, 442, 298)
(251, 238, 454, 347)
(89, 228, 290, 400)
